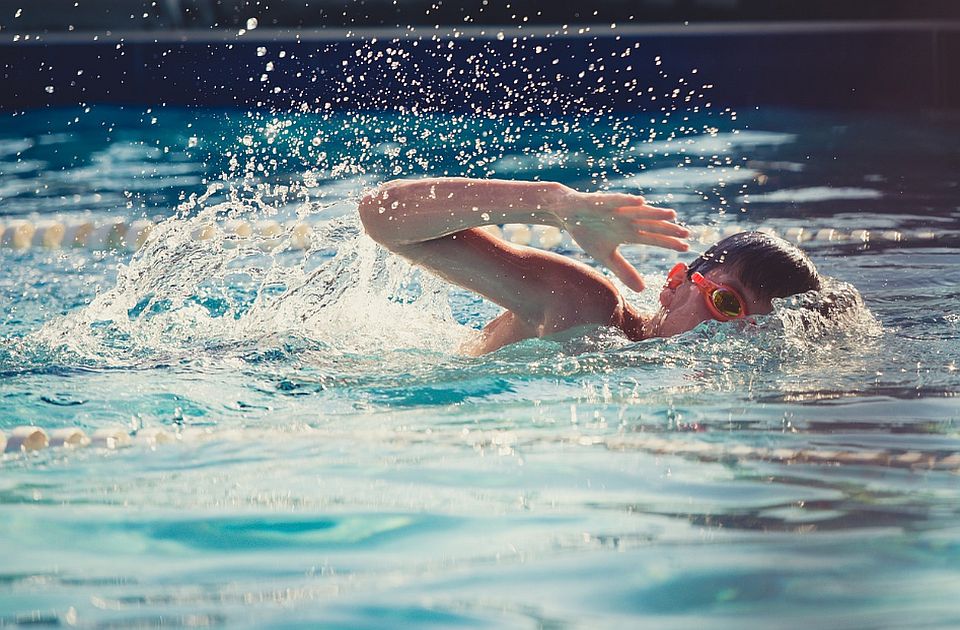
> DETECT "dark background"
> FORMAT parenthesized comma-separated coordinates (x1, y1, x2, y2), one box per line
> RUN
(3, 0, 960, 32)
(2, 2, 958, 111)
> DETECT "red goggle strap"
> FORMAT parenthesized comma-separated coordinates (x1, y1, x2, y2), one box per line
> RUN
(666, 262, 688, 289)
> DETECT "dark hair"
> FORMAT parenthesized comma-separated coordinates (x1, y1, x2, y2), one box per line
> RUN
(687, 231, 821, 302)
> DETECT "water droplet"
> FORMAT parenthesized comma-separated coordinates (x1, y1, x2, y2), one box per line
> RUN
(246, 17, 258, 30)
(44, 85, 54, 93)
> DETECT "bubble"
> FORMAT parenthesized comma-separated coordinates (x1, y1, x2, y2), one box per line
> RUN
(246, 17, 258, 30)
(44, 85, 54, 93)
(256, 46, 267, 57)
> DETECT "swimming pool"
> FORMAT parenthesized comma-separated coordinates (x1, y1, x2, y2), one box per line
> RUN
(1, 99, 959, 627)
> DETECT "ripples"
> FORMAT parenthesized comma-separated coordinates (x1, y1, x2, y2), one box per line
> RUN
(744, 186, 883, 204)
(2, 106, 960, 627)
(1, 417, 957, 627)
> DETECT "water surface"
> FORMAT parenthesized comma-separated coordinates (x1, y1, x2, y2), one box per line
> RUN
(1, 104, 959, 628)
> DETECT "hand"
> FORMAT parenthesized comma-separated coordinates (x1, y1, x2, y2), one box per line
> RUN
(555, 189, 690, 292)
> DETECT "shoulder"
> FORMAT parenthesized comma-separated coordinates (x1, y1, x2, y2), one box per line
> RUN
(538, 266, 628, 334)
(542, 272, 649, 342)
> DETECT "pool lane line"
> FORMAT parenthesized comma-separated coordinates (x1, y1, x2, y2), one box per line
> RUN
(2, 424, 958, 472)
(0, 218, 937, 252)
(2, 426, 175, 454)
(602, 435, 960, 473)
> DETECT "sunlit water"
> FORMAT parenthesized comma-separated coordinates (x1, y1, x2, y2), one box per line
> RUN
(1, 104, 959, 628)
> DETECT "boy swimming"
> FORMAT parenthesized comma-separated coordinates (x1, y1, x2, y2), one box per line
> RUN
(359, 177, 821, 354)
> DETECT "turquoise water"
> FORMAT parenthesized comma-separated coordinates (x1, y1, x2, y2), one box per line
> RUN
(1, 105, 959, 628)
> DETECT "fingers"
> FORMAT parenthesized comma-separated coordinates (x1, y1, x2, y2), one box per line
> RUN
(631, 231, 690, 252)
(601, 193, 647, 206)
(615, 204, 677, 221)
(606, 248, 646, 292)
(631, 219, 691, 239)
(614, 206, 690, 250)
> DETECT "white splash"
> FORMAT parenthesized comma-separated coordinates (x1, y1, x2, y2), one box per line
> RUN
(34, 184, 467, 367)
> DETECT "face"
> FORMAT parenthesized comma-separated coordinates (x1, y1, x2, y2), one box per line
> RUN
(649, 264, 772, 337)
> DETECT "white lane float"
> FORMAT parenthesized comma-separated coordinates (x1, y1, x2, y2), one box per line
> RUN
(125, 218, 154, 251)
(501, 223, 532, 246)
(191, 222, 218, 242)
(132, 427, 175, 448)
(289, 221, 312, 250)
(225, 219, 253, 238)
(0, 423, 957, 473)
(5, 426, 49, 452)
(0, 217, 948, 253)
(91, 427, 132, 450)
(48, 427, 91, 448)
(87, 219, 128, 250)
(62, 220, 95, 247)
(0, 220, 35, 249)
(256, 219, 285, 250)
(31, 220, 66, 248)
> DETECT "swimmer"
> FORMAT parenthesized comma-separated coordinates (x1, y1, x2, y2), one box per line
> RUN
(359, 178, 821, 354)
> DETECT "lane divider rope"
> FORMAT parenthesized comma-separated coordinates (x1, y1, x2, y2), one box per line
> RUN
(0, 218, 940, 252)
(2, 425, 958, 472)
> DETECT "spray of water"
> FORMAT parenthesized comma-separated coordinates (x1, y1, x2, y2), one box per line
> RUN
(19, 31, 880, 383)
(33, 189, 467, 370)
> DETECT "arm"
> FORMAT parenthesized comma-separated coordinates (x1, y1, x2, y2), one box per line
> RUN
(358, 177, 689, 332)
(358, 178, 563, 247)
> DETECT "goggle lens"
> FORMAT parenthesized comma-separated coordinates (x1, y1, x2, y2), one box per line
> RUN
(690, 271, 748, 321)
(711, 289, 743, 318)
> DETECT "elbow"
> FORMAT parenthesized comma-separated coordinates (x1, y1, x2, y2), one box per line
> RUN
(357, 181, 401, 247)
(357, 189, 383, 242)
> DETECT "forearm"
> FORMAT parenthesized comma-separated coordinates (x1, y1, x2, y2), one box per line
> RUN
(358, 177, 568, 248)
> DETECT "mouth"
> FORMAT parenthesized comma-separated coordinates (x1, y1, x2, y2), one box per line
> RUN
(659, 287, 671, 309)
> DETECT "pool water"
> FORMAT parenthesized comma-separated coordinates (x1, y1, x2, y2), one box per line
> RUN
(1, 104, 959, 628)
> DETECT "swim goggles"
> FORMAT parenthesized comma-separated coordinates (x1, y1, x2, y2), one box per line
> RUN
(666, 262, 748, 321)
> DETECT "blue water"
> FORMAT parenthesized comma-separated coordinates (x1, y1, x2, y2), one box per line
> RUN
(1, 104, 959, 628)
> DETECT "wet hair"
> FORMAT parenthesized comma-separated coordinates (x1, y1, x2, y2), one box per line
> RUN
(686, 231, 821, 302)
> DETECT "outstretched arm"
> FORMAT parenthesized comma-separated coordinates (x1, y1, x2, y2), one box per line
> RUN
(358, 177, 689, 332)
